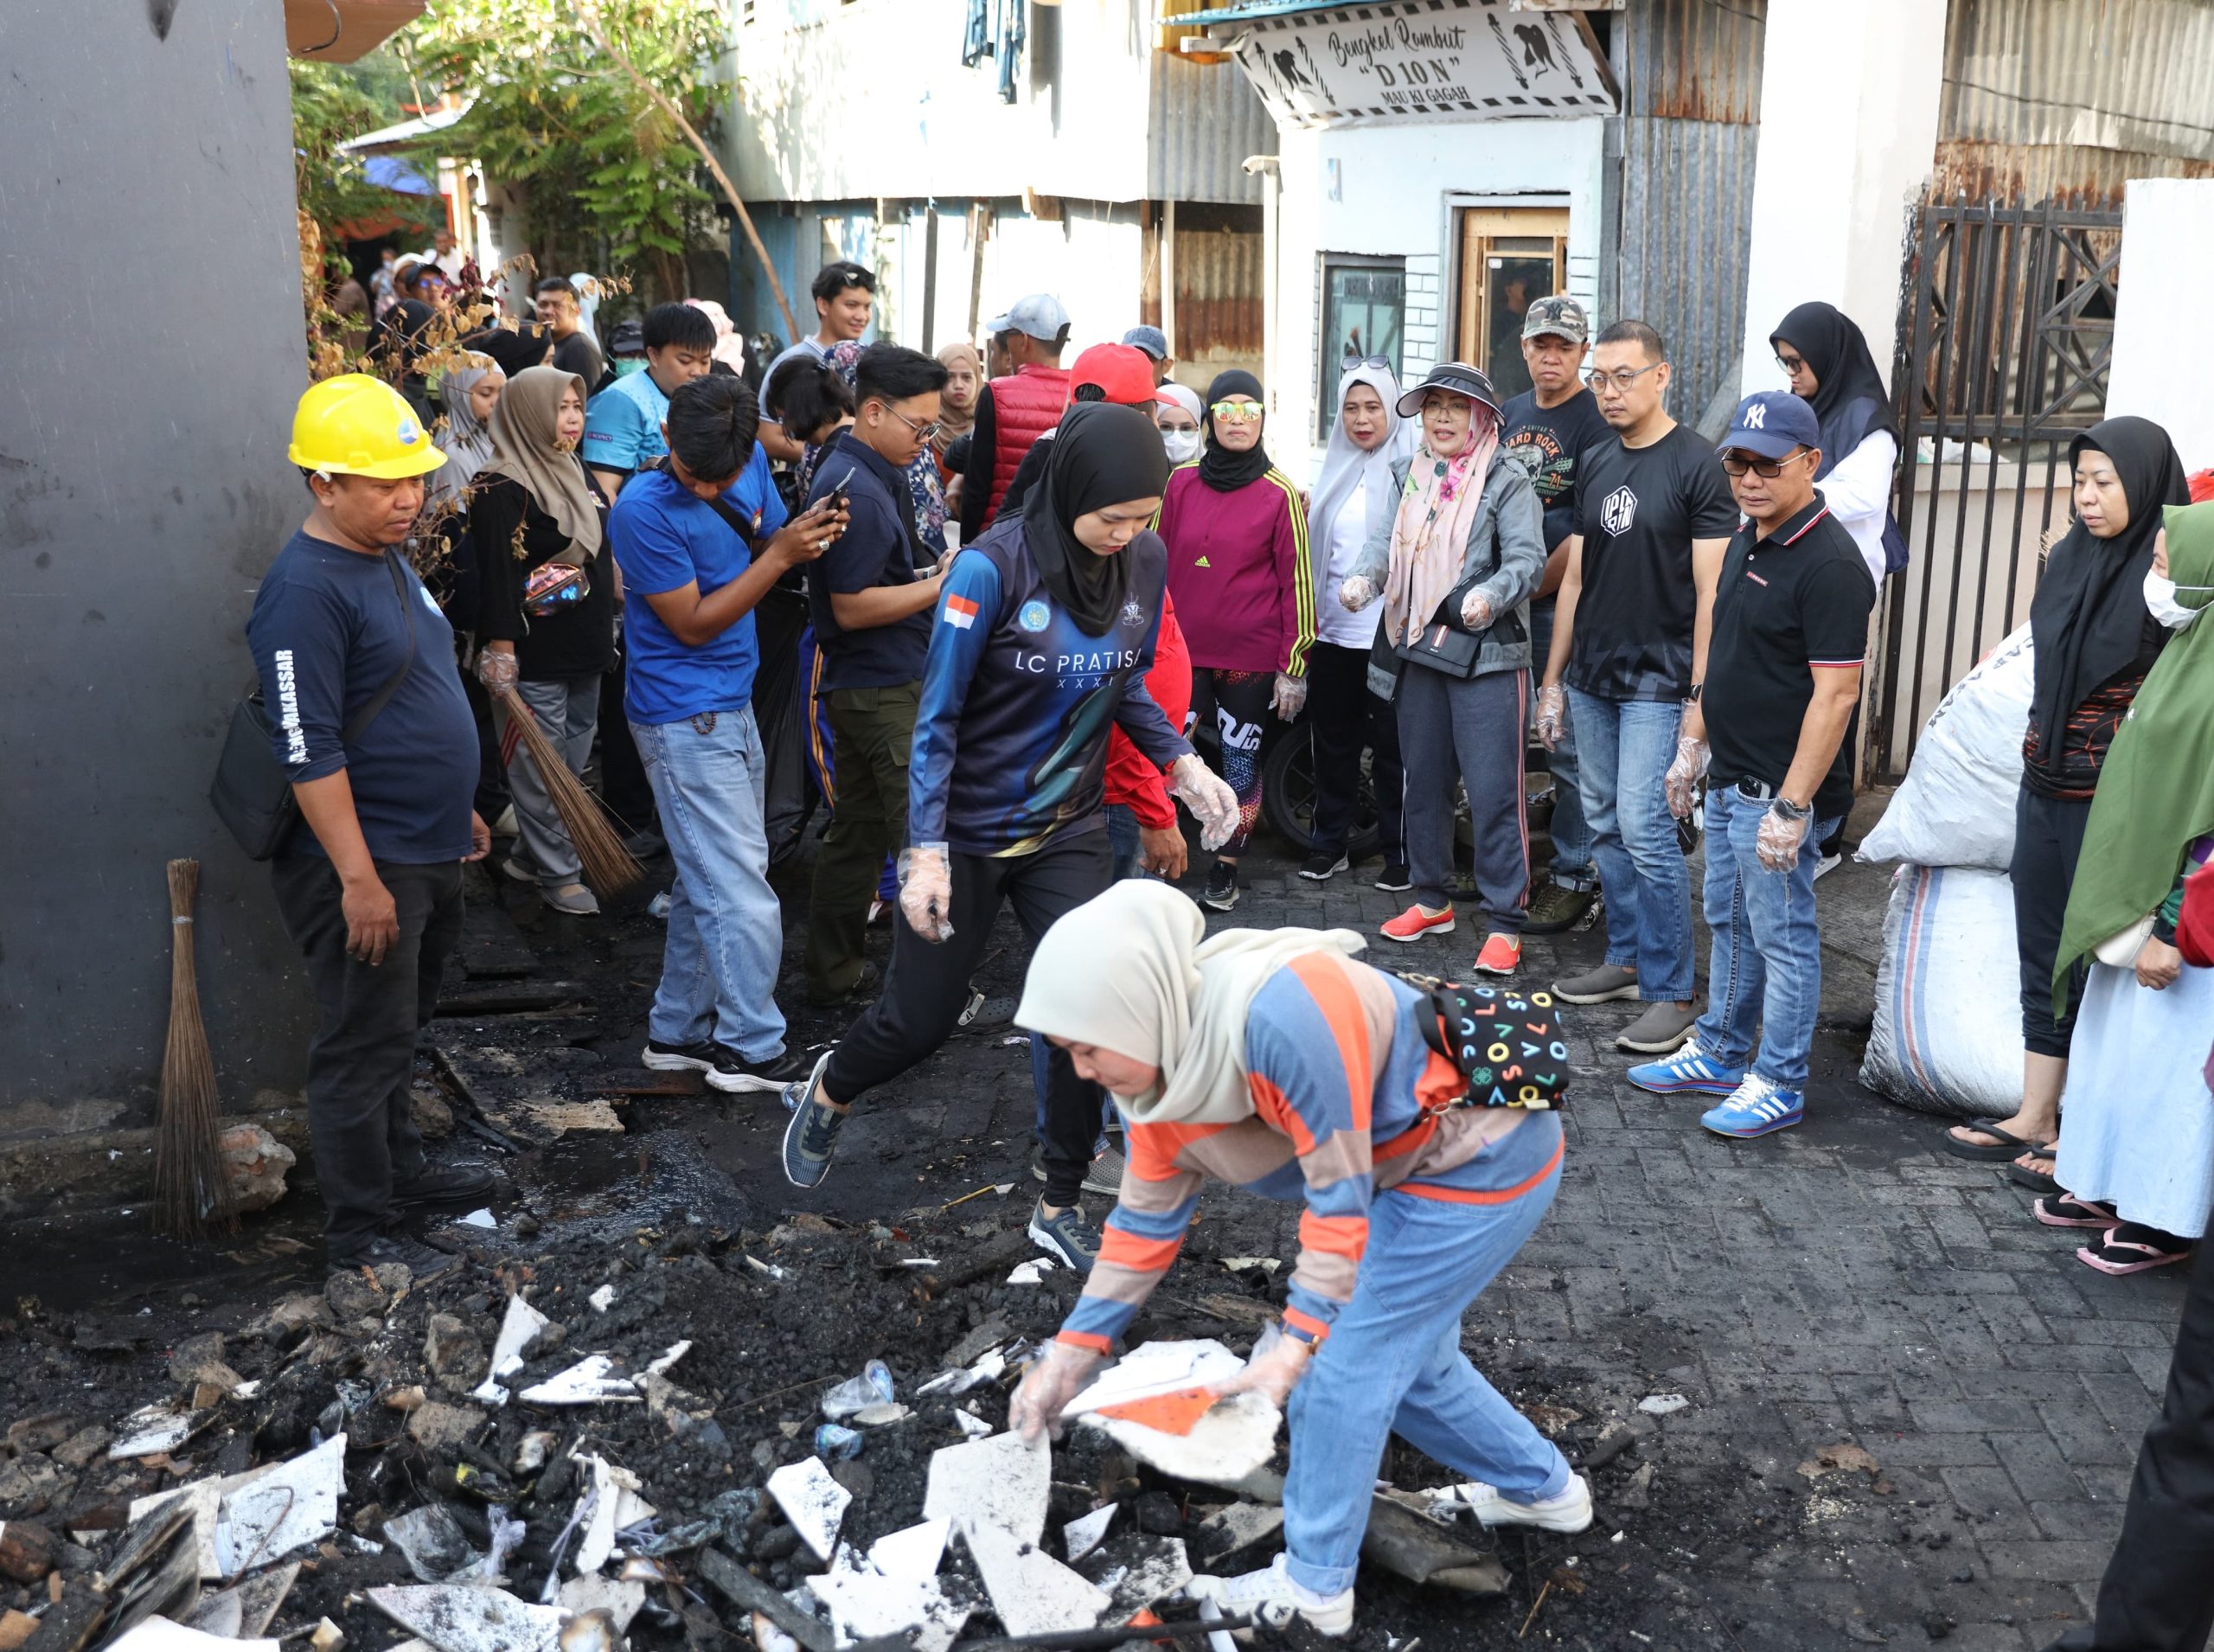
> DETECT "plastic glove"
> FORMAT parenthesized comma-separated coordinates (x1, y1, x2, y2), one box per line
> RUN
(476, 647, 519, 695)
(1009, 1340, 1104, 1444)
(1168, 753, 1241, 852)
(1534, 684, 1566, 750)
(1338, 574, 1377, 612)
(1756, 805, 1810, 873)
(1209, 1322, 1314, 1410)
(897, 843, 955, 943)
(1270, 672, 1308, 721)
(1663, 736, 1710, 821)
(1459, 587, 1494, 631)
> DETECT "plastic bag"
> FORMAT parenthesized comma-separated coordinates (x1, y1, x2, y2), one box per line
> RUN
(821, 1359, 894, 1420)
(1860, 864, 2023, 1119)
(1858, 624, 2032, 872)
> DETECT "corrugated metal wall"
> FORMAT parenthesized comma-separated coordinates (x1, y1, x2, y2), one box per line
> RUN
(1139, 202, 1266, 366)
(1147, 46, 1275, 205)
(1612, 0, 1765, 430)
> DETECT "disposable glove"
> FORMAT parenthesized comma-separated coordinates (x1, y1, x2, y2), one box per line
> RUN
(897, 844, 955, 943)
(1756, 805, 1810, 873)
(1209, 1322, 1313, 1410)
(1338, 574, 1377, 612)
(1459, 588, 1494, 631)
(1169, 753, 1241, 852)
(1270, 673, 1308, 721)
(1663, 736, 1710, 821)
(1534, 685, 1566, 750)
(1009, 1340, 1104, 1444)
(476, 648, 519, 695)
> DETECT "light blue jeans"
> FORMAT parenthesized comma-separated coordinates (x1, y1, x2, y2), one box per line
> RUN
(1566, 688, 1694, 1002)
(1283, 1112, 1570, 1598)
(1695, 785, 1840, 1090)
(630, 708, 790, 1062)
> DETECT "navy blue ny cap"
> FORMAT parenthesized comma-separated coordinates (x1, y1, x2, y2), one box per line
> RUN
(1723, 390, 1821, 460)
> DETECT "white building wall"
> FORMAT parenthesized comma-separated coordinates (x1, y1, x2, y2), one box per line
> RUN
(876, 206, 1149, 361)
(2108, 177, 2214, 471)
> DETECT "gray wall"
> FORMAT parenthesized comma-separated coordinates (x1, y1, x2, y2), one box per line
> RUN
(0, 3, 314, 1131)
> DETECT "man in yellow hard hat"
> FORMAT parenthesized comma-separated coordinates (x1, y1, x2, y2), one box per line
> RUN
(247, 375, 495, 1279)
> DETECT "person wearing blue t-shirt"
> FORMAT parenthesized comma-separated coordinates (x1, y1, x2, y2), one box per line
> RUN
(609, 376, 848, 1095)
(778, 404, 1241, 1270)
(582, 302, 717, 499)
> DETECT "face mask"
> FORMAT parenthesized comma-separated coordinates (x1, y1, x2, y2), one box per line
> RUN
(614, 358, 646, 378)
(1161, 429, 1201, 464)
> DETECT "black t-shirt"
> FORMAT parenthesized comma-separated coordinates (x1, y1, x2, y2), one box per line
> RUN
(1501, 385, 1611, 555)
(804, 431, 932, 691)
(1703, 493, 1878, 821)
(552, 330, 605, 393)
(468, 471, 617, 681)
(1567, 424, 1739, 701)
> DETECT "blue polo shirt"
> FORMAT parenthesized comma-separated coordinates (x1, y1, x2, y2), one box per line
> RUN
(581, 371, 671, 476)
(611, 467, 779, 725)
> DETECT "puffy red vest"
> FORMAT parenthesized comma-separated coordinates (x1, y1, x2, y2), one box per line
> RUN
(984, 364, 1071, 526)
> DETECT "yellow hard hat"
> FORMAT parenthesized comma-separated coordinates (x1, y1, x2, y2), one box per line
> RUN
(289, 374, 448, 479)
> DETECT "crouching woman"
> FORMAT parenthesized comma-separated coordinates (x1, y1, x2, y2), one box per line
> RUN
(1008, 880, 1586, 1637)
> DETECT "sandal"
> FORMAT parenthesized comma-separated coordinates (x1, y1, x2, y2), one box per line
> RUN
(2032, 1194, 2117, 1229)
(1942, 1121, 2041, 1162)
(2077, 1223, 2193, 1277)
(2006, 1149, 2061, 1197)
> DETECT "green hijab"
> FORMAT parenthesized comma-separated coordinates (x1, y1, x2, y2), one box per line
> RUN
(2053, 501, 2214, 1009)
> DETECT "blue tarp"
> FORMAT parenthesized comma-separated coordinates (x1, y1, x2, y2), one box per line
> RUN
(364, 154, 433, 195)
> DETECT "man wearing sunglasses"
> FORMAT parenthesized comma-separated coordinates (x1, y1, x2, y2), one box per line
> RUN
(800, 343, 955, 1008)
(1630, 391, 1874, 1139)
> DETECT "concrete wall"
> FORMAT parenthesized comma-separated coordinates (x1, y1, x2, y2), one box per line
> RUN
(0, 3, 314, 1132)
(2108, 177, 2214, 471)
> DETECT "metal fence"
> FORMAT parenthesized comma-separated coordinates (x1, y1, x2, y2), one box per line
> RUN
(1871, 198, 2122, 781)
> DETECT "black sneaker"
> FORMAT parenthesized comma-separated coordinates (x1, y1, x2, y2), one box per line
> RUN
(1522, 880, 1596, 936)
(1374, 862, 1412, 893)
(708, 1046, 811, 1095)
(1201, 860, 1240, 912)
(328, 1233, 460, 1283)
(643, 1037, 718, 1074)
(1028, 1143, 1127, 1196)
(1299, 850, 1349, 882)
(1027, 1199, 1101, 1273)
(782, 1075, 848, 1190)
(391, 1163, 495, 1209)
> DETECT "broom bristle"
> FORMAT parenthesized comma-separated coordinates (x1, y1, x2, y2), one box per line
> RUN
(498, 689, 645, 896)
(155, 859, 235, 1240)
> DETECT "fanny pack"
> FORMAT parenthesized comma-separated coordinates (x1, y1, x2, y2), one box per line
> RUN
(1395, 579, 1526, 682)
(1403, 973, 1571, 1111)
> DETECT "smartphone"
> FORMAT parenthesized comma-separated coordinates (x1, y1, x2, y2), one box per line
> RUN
(825, 465, 856, 515)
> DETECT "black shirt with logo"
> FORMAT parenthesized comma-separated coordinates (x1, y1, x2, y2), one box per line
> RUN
(1703, 493, 1878, 822)
(1501, 385, 1612, 554)
(1566, 424, 1739, 701)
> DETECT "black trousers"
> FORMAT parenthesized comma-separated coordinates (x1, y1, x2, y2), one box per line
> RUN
(822, 827, 1112, 1207)
(1306, 639, 1404, 864)
(459, 664, 509, 822)
(2012, 785, 2094, 1057)
(272, 856, 464, 1254)
(2045, 1252, 2214, 1651)
(598, 648, 656, 832)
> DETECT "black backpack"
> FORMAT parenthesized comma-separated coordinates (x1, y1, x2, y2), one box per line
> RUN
(1404, 976, 1571, 1112)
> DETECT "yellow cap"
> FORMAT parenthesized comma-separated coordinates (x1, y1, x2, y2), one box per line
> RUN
(289, 374, 448, 479)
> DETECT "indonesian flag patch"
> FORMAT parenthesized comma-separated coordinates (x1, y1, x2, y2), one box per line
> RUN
(944, 593, 981, 630)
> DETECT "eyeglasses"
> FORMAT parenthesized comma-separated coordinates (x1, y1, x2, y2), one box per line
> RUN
(884, 406, 944, 442)
(1718, 447, 1812, 478)
(1212, 399, 1264, 422)
(1341, 355, 1392, 370)
(1775, 353, 1807, 375)
(1584, 363, 1661, 393)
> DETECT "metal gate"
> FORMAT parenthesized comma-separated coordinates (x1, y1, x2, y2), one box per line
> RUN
(1871, 199, 2122, 782)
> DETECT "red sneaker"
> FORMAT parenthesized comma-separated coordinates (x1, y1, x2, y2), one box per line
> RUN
(1380, 904, 1456, 943)
(1473, 933, 1522, 976)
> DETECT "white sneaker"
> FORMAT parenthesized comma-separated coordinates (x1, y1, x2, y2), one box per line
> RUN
(1452, 1473, 1593, 1534)
(1186, 1555, 1353, 1637)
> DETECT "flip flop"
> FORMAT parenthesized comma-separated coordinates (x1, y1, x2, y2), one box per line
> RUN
(2006, 1149, 2061, 1196)
(2077, 1224, 2193, 1277)
(1941, 1121, 2039, 1162)
(2032, 1194, 2118, 1229)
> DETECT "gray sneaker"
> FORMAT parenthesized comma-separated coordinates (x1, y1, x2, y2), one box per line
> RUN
(781, 1058, 847, 1189)
(1027, 1200, 1101, 1273)
(1616, 1001, 1701, 1054)
(1553, 964, 1641, 1004)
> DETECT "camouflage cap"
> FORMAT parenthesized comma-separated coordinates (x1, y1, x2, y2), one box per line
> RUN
(1521, 294, 1590, 344)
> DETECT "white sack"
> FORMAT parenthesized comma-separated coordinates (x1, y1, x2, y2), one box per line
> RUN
(1859, 624, 2032, 871)
(1861, 864, 2024, 1119)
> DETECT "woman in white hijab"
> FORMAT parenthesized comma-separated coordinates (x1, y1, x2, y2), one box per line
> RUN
(1302, 362, 1417, 889)
(1008, 880, 1579, 1638)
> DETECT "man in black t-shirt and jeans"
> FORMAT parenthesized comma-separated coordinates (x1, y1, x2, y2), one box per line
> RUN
(1628, 392, 1875, 1139)
(1501, 296, 1611, 934)
(1538, 320, 1738, 1056)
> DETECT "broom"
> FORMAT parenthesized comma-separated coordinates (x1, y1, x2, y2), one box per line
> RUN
(155, 860, 236, 1240)
(496, 688, 644, 897)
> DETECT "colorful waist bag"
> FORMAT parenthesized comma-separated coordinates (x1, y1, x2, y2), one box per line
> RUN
(1404, 976, 1571, 1112)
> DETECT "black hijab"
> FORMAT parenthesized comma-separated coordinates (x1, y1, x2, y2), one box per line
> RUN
(1197, 369, 1273, 493)
(2028, 414, 2190, 743)
(1769, 302, 1899, 472)
(1027, 403, 1170, 637)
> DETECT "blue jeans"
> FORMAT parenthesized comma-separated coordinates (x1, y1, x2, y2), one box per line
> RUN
(1567, 688, 1694, 1002)
(631, 709, 789, 1062)
(1283, 1113, 1569, 1598)
(1104, 802, 1142, 882)
(1527, 602, 1591, 889)
(1695, 786, 1840, 1090)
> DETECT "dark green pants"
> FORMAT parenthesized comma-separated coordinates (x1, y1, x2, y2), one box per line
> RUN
(803, 681, 919, 1000)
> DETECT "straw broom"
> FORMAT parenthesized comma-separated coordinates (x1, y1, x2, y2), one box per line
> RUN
(496, 688, 644, 897)
(155, 860, 235, 1240)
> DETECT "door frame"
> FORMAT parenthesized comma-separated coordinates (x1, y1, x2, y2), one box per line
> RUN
(1446, 195, 1571, 372)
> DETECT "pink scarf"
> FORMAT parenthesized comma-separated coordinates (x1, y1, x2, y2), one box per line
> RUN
(1382, 412, 1499, 646)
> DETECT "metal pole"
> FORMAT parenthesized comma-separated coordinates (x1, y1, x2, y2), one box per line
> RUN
(1162, 197, 1179, 356)
(923, 205, 940, 355)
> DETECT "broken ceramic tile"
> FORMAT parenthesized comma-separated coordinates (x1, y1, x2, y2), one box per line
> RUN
(588, 1285, 617, 1313)
(643, 1341, 691, 1379)
(573, 1455, 656, 1576)
(767, 1457, 850, 1562)
(867, 1517, 949, 1581)
(961, 1521, 1109, 1638)
(1078, 1393, 1279, 1492)
(1360, 1494, 1508, 1594)
(1191, 1502, 1283, 1567)
(104, 1618, 278, 1652)
(953, 1410, 991, 1441)
(1637, 1393, 1689, 1416)
(557, 1575, 646, 1634)
(518, 1355, 639, 1405)
(922, 1430, 1049, 1546)
(214, 1433, 346, 1578)
(471, 1297, 552, 1405)
(1062, 1341, 1243, 1418)
(107, 1404, 209, 1460)
(1085, 1535, 1193, 1619)
(1005, 1259, 1055, 1285)
(457, 1208, 497, 1230)
(806, 1566, 969, 1652)
(383, 1504, 481, 1584)
(1062, 1504, 1116, 1564)
(1219, 1257, 1280, 1273)
(369, 1584, 568, 1652)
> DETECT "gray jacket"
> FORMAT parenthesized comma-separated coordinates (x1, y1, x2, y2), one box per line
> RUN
(1350, 447, 1546, 677)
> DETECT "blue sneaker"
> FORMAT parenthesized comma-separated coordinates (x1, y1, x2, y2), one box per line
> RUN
(1626, 1039, 1745, 1098)
(1700, 1074, 1804, 1139)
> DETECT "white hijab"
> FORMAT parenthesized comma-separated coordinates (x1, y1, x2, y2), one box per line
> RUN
(1308, 362, 1415, 563)
(1015, 880, 1366, 1126)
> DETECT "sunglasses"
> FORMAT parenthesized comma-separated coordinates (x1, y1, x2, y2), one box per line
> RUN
(1719, 447, 1812, 478)
(1211, 399, 1264, 422)
(1341, 355, 1392, 370)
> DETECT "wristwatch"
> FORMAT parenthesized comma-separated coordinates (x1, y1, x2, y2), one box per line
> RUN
(1769, 797, 1813, 822)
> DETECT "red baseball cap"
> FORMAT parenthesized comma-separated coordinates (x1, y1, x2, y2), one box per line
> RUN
(1065, 343, 1161, 409)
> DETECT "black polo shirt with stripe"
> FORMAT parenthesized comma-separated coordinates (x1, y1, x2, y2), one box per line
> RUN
(1702, 491, 1878, 822)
